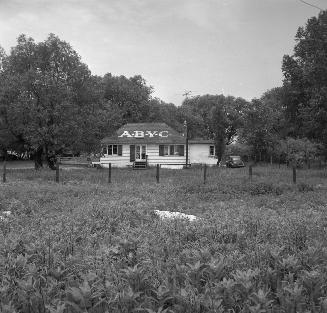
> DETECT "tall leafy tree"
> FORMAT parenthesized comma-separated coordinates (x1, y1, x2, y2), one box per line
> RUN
(209, 96, 247, 163)
(240, 87, 286, 161)
(0, 45, 7, 150)
(180, 94, 248, 163)
(282, 10, 327, 155)
(147, 98, 183, 132)
(103, 73, 153, 123)
(1, 34, 98, 168)
(0, 45, 5, 71)
(0, 45, 26, 155)
(210, 104, 228, 163)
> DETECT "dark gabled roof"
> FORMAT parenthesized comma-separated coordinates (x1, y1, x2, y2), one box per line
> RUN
(101, 123, 186, 144)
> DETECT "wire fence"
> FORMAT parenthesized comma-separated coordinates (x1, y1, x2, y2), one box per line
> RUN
(1, 161, 327, 187)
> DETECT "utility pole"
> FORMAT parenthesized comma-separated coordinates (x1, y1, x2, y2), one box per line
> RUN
(181, 90, 195, 169)
(184, 120, 189, 168)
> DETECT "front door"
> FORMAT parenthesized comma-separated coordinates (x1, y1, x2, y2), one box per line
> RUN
(135, 145, 146, 160)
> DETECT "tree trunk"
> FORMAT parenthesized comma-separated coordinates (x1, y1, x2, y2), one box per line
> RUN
(47, 151, 57, 170)
(215, 137, 225, 165)
(44, 145, 56, 170)
(1, 148, 7, 161)
(34, 146, 43, 170)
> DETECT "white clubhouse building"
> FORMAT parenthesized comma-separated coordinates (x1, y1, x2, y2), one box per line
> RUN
(99, 123, 217, 168)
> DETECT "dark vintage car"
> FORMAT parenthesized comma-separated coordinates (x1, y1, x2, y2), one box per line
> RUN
(226, 156, 245, 168)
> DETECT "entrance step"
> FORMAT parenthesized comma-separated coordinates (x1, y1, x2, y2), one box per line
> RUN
(133, 161, 147, 169)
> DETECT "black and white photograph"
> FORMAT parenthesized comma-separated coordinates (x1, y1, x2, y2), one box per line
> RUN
(1, 0, 327, 312)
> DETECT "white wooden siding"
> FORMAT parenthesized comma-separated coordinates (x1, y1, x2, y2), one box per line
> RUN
(189, 144, 217, 165)
(100, 145, 131, 167)
(146, 144, 186, 165)
(100, 143, 216, 167)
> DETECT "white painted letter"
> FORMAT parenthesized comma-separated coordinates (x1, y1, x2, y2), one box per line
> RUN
(133, 131, 144, 138)
(159, 131, 169, 137)
(119, 131, 133, 138)
(145, 131, 158, 137)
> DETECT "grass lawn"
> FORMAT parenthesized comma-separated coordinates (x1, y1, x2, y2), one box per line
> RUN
(0, 160, 35, 169)
(1, 165, 327, 312)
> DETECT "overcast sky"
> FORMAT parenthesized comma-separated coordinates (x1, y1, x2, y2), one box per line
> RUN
(0, 0, 325, 105)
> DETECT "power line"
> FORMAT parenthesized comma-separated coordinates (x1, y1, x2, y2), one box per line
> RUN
(299, 0, 324, 11)
(182, 90, 193, 98)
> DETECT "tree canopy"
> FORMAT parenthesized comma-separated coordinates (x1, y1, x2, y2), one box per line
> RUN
(239, 87, 286, 160)
(180, 94, 249, 162)
(238, 10, 327, 162)
(0, 34, 97, 167)
(103, 73, 153, 123)
(1, 12, 327, 168)
(282, 10, 327, 153)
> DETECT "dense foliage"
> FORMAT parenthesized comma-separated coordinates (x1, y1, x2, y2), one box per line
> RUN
(239, 88, 286, 161)
(282, 10, 327, 150)
(1, 166, 327, 312)
(180, 95, 247, 163)
(1, 10, 327, 166)
(0, 34, 98, 168)
(0, 35, 183, 167)
(281, 10, 327, 157)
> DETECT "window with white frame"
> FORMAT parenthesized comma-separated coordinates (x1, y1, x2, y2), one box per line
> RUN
(209, 145, 215, 157)
(106, 145, 122, 156)
(159, 145, 184, 156)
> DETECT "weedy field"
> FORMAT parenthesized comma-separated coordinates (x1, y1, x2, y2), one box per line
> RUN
(1, 165, 327, 313)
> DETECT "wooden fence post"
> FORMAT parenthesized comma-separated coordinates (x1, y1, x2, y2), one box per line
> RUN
(203, 163, 207, 184)
(2, 159, 6, 183)
(293, 166, 296, 184)
(156, 164, 160, 183)
(249, 165, 252, 181)
(55, 158, 59, 183)
(108, 163, 111, 184)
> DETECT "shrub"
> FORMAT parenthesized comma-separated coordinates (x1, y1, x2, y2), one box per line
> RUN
(297, 182, 314, 192)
